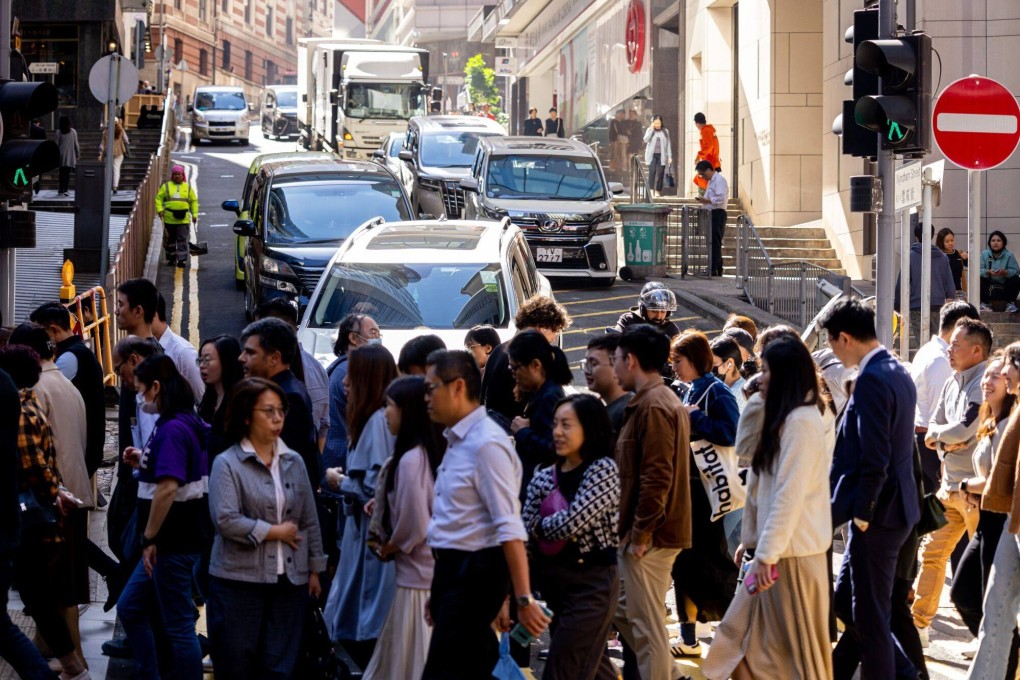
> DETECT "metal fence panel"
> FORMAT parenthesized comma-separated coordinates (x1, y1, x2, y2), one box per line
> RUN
(680, 205, 712, 279)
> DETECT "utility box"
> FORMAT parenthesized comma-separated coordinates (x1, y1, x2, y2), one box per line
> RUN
(64, 161, 108, 272)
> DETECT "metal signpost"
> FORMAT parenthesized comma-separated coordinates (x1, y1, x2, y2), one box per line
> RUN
(88, 53, 138, 284)
(932, 75, 1020, 307)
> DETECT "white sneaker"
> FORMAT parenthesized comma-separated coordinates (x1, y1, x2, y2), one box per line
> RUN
(980, 303, 993, 313)
(696, 621, 714, 638)
(1007, 302, 1019, 313)
(916, 625, 930, 648)
(669, 638, 702, 658)
(962, 643, 977, 660)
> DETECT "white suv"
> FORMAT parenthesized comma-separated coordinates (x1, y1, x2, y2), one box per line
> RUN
(298, 217, 553, 367)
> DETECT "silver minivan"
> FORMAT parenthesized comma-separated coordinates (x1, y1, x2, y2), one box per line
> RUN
(191, 86, 251, 145)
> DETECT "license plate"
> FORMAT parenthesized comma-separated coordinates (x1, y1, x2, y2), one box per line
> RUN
(536, 247, 563, 263)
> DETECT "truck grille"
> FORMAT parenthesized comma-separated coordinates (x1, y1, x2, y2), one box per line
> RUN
(440, 181, 465, 219)
(295, 266, 326, 295)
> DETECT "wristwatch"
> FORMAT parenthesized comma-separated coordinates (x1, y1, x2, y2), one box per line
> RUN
(516, 594, 536, 609)
(140, 534, 157, 548)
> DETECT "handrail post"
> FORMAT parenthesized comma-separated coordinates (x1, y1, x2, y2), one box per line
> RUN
(799, 263, 808, 328)
(680, 206, 689, 279)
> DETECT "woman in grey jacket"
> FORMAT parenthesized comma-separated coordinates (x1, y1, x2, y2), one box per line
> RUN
(55, 116, 79, 196)
(207, 377, 325, 680)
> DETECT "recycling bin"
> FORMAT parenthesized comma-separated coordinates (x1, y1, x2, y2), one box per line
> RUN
(616, 203, 671, 279)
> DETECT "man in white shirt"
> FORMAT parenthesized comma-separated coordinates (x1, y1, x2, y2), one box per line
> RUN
(695, 160, 729, 277)
(152, 292, 205, 401)
(423, 350, 550, 680)
(908, 300, 979, 494)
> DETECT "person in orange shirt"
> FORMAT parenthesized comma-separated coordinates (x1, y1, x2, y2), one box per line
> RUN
(693, 112, 720, 194)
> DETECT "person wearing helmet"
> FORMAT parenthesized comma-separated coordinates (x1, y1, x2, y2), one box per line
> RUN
(615, 282, 681, 339)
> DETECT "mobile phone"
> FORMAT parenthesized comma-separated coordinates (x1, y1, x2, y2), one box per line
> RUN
(509, 603, 554, 646)
(745, 564, 780, 595)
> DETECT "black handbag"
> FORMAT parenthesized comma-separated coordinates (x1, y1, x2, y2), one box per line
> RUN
(18, 489, 57, 532)
(915, 492, 949, 536)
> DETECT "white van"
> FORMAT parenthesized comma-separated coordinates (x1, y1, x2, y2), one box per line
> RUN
(191, 86, 251, 145)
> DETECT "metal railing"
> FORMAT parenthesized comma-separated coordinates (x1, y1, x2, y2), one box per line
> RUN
(628, 154, 649, 203)
(678, 205, 713, 279)
(64, 285, 117, 386)
(105, 93, 177, 293)
(735, 214, 772, 304)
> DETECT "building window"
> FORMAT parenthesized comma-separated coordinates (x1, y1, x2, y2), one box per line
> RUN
(286, 17, 293, 45)
(266, 59, 276, 84)
(222, 40, 231, 69)
(199, 0, 207, 21)
(199, 49, 208, 76)
(245, 0, 253, 24)
(311, 0, 316, 13)
(245, 50, 253, 81)
(222, 0, 228, 12)
(173, 38, 183, 64)
(174, 0, 182, 9)
(266, 6, 273, 37)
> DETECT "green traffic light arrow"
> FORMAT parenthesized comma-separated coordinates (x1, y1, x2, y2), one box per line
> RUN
(13, 168, 28, 186)
(887, 120, 905, 142)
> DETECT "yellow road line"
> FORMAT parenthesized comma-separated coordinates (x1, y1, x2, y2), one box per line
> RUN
(568, 308, 629, 319)
(560, 293, 635, 305)
(172, 265, 184, 336)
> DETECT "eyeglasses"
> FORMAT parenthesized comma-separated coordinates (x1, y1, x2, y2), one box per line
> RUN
(425, 378, 456, 394)
(196, 356, 216, 366)
(508, 362, 526, 374)
(253, 406, 288, 419)
(579, 358, 613, 374)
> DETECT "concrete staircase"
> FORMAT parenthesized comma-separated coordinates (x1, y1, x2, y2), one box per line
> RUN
(978, 310, 1020, 349)
(612, 196, 845, 276)
(37, 128, 164, 192)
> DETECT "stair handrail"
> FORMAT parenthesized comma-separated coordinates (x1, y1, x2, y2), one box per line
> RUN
(736, 214, 772, 309)
(629, 154, 649, 202)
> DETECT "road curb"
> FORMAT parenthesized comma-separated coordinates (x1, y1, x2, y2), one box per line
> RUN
(142, 216, 163, 282)
(672, 285, 791, 332)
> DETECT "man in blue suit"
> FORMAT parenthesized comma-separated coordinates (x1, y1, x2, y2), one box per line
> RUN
(822, 298, 920, 679)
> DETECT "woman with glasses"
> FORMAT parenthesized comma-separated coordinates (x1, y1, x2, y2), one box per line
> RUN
(464, 324, 501, 372)
(207, 377, 325, 679)
(323, 344, 398, 668)
(508, 329, 574, 497)
(198, 335, 244, 460)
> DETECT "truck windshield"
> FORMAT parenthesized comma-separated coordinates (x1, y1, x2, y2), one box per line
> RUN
(345, 83, 423, 120)
(276, 90, 298, 108)
(195, 91, 247, 111)
(421, 132, 502, 168)
(264, 178, 411, 245)
(486, 155, 606, 200)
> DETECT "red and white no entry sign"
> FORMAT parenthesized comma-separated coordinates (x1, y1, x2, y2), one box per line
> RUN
(933, 75, 1020, 170)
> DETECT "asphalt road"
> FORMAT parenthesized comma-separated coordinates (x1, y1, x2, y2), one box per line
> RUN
(155, 126, 719, 371)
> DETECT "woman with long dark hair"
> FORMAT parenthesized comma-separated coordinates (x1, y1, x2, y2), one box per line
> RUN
(936, 227, 968, 292)
(116, 355, 209, 679)
(668, 330, 740, 657)
(979, 230, 1020, 308)
(522, 394, 620, 680)
(704, 337, 834, 680)
(362, 376, 445, 680)
(55, 116, 79, 196)
(206, 377, 325, 679)
(323, 344, 397, 668)
(508, 329, 573, 495)
(198, 335, 244, 459)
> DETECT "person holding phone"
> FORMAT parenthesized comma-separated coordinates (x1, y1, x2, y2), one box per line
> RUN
(979, 230, 1020, 311)
(703, 337, 834, 680)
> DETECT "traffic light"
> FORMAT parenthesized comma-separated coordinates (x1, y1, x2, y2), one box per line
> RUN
(833, 8, 879, 158)
(0, 80, 60, 200)
(854, 33, 932, 156)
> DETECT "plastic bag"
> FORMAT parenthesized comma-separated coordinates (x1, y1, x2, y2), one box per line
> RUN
(492, 632, 527, 680)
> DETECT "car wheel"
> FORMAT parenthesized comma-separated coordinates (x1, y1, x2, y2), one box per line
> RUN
(235, 277, 245, 291)
(243, 281, 254, 321)
(595, 277, 617, 287)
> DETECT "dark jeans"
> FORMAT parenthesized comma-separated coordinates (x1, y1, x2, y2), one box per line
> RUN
(0, 556, 55, 679)
(980, 275, 1020, 304)
(537, 559, 619, 680)
(207, 576, 307, 680)
(58, 166, 73, 194)
(833, 522, 913, 680)
(15, 539, 75, 659)
(710, 208, 727, 276)
(422, 547, 510, 680)
(117, 550, 202, 679)
(647, 153, 665, 194)
(164, 222, 190, 264)
(914, 432, 941, 495)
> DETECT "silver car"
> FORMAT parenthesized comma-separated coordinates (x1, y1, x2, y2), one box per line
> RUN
(372, 132, 414, 198)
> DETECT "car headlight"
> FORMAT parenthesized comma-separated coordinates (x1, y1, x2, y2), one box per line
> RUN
(481, 206, 507, 220)
(260, 256, 298, 278)
(592, 211, 617, 235)
(193, 112, 205, 122)
(342, 127, 354, 141)
(259, 276, 299, 294)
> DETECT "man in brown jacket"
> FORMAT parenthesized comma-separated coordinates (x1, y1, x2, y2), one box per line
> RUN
(612, 324, 692, 680)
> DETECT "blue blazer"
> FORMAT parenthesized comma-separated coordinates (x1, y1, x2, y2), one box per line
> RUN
(831, 348, 920, 529)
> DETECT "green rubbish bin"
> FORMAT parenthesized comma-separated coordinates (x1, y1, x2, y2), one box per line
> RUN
(616, 203, 671, 279)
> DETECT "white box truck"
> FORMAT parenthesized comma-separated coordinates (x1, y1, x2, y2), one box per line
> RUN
(297, 39, 433, 159)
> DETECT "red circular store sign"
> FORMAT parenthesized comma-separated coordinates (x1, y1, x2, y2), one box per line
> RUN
(933, 75, 1020, 170)
(626, 0, 645, 74)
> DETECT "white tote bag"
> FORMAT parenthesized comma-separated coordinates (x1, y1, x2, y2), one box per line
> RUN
(689, 383, 746, 521)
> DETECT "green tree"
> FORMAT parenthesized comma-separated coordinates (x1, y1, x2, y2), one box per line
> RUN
(464, 54, 503, 115)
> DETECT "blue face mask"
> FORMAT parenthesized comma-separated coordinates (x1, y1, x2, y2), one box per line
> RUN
(364, 338, 382, 346)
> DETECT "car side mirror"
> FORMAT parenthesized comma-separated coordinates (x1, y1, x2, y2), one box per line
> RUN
(371, 149, 385, 160)
(248, 102, 256, 112)
(233, 219, 256, 237)
(459, 178, 479, 192)
(264, 102, 274, 110)
(608, 182, 625, 195)
(221, 199, 240, 215)
(398, 149, 413, 162)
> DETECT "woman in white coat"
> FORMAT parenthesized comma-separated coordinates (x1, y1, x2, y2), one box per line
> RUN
(643, 115, 672, 198)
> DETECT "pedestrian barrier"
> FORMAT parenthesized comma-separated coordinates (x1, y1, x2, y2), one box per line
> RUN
(677, 205, 713, 279)
(628, 154, 650, 203)
(60, 274, 116, 386)
(105, 92, 177, 294)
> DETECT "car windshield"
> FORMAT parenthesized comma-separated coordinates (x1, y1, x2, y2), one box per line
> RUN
(345, 83, 424, 120)
(309, 262, 509, 329)
(195, 91, 246, 111)
(264, 177, 410, 245)
(421, 131, 500, 168)
(486, 155, 605, 200)
(275, 90, 298, 108)
(388, 140, 403, 157)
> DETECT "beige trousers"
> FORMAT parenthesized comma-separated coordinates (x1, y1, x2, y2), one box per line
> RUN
(612, 546, 681, 680)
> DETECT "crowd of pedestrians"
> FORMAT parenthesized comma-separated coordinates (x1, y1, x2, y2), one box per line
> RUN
(5, 275, 1020, 680)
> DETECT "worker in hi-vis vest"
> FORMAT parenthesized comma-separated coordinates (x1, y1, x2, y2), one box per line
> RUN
(155, 164, 199, 267)
(693, 112, 720, 195)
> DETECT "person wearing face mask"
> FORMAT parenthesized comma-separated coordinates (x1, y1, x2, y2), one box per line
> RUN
(615, 283, 681, 340)
(711, 335, 747, 411)
(323, 313, 381, 477)
(464, 324, 501, 372)
(116, 355, 209, 680)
